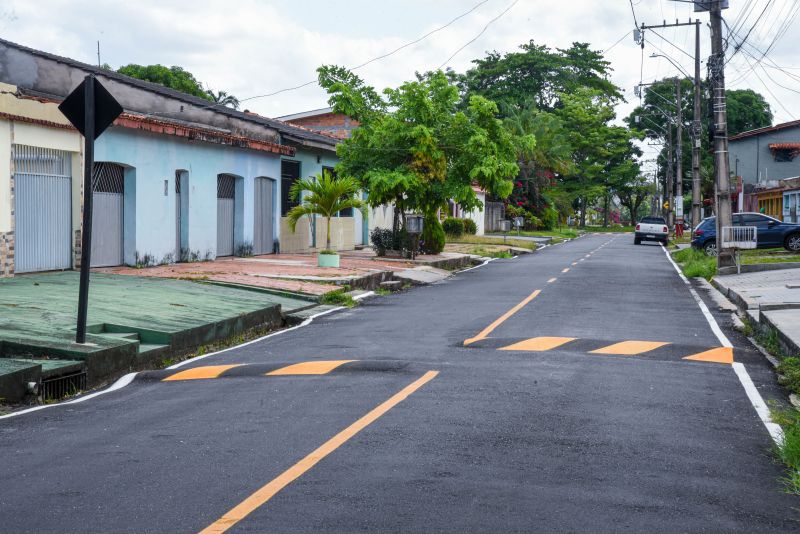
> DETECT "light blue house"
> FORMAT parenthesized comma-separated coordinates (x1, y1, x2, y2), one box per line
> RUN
(0, 37, 342, 273)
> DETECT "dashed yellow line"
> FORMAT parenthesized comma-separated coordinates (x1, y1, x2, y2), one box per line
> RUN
(199, 370, 439, 534)
(464, 290, 541, 346)
(562, 268, 570, 273)
(571, 262, 577, 266)
(547, 277, 557, 283)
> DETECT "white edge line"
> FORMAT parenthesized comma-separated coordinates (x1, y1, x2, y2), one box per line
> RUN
(460, 258, 496, 272)
(732, 362, 785, 444)
(0, 372, 138, 420)
(0, 304, 351, 421)
(352, 291, 375, 301)
(661, 244, 782, 445)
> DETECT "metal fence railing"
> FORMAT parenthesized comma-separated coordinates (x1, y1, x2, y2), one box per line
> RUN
(721, 226, 757, 249)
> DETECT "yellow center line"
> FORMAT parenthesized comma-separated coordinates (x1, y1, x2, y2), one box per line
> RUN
(561, 268, 570, 273)
(463, 289, 541, 346)
(547, 277, 557, 283)
(199, 370, 439, 534)
(571, 262, 577, 266)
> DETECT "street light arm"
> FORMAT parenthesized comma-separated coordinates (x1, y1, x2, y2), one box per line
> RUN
(649, 53, 693, 80)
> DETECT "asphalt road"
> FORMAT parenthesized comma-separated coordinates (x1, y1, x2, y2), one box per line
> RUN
(1, 233, 798, 532)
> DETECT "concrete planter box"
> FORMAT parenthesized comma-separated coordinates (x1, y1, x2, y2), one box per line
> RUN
(318, 253, 340, 268)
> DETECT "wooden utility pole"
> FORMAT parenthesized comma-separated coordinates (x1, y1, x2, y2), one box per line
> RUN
(666, 125, 674, 226)
(709, 1, 734, 267)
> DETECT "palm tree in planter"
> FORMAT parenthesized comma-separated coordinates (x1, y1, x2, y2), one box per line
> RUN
(286, 171, 366, 267)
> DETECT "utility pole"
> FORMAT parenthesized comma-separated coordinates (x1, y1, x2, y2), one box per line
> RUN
(709, 0, 734, 269)
(666, 124, 674, 226)
(675, 77, 683, 228)
(691, 20, 702, 227)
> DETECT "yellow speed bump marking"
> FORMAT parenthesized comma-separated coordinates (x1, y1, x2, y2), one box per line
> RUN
(683, 347, 733, 364)
(547, 277, 557, 283)
(591, 341, 670, 355)
(162, 364, 242, 381)
(463, 290, 541, 346)
(499, 337, 576, 352)
(200, 370, 439, 534)
(266, 360, 355, 376)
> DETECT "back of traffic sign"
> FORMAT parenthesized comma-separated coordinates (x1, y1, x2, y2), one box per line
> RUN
(58, 76, 123, 139)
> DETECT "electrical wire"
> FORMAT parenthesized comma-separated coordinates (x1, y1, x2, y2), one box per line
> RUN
(437, 0, 519, 69)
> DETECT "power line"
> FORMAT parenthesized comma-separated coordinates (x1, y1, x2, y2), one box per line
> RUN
(602, 31, 630, 54)
(629, 0, 639, 27)
(438, 0, 519, 69)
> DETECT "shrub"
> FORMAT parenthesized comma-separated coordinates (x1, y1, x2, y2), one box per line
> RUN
(320, 289, 356, 307)
(442, 217, 465, 237)
(370, 228, 394, 256)
(541, 207, 559, 230)
(526, 213, 543, 230)
(422, 215, 445, 254)
(672, 248, 716, 280)
(463, 218, 478, 235)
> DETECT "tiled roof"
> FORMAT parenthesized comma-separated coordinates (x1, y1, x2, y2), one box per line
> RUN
(729, 119, 800, 141)
(0, 37, 339, 150)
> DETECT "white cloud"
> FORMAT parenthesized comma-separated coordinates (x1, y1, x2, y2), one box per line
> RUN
(1, 0, 797, 130)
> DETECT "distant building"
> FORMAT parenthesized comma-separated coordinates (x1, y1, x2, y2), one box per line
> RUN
(277, 107, 359, 140)
(729, 120, 800, 213)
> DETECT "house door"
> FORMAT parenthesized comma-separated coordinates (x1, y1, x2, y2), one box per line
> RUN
(217, 174, 235, 256)
(90, 162, 124, 267)
(12, 145, 72, 273)
(175, 172, 188, 260)
(253, 177, 274, 255)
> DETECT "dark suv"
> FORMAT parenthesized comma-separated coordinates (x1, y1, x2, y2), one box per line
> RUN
(691, 213, 800, 255)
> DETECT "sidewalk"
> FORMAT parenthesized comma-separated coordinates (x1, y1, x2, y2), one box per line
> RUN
(103, 250, 472, 296)
(713, 268, 800, 355)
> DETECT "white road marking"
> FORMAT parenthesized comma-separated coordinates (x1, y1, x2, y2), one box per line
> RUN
(660, 245, 782, 445)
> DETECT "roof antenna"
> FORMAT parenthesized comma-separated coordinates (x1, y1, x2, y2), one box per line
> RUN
(97, 40, 101, 67)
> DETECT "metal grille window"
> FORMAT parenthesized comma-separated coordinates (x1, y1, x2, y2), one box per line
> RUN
(13, 145, 71, 176)
(175, 170, 182, 194)
(92, 162, 124, 193)
(217, 174, 236, 199)
(281, 160, 301, 216)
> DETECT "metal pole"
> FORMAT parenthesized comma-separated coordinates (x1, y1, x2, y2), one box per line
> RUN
(675, 77, 683, 228)
(710, 1, 734, 268)
(691, 20, 702, 227)
(76, 75, 95, 344)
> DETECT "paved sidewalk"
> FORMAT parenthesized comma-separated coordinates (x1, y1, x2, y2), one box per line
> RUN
(714, 268, 800, 354)
(104, 251, 470, 296)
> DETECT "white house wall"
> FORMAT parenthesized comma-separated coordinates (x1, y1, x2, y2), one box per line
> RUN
(94, 126, 281, 264)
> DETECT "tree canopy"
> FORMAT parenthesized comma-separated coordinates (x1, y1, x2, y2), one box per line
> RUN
(318, 66, 528, 252)
(117, 64, 213, 100)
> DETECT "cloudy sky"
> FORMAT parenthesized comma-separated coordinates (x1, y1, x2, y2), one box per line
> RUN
(2, 0, 797, 150)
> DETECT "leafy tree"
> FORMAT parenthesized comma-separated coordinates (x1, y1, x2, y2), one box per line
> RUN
(616, 174, 652, 224)
(460, 41, 621, 114)
(286, 171, 366, 252)
(116, 64, 213, 101)
(727, 89, 772, 136)
(554, 88, 639, 227)
(317, 66, 526, 254)
(206, 90, 240, 110)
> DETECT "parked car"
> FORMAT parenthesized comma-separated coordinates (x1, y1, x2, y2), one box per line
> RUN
(634, 216, 669, 245)
(691, 213, 800, 255)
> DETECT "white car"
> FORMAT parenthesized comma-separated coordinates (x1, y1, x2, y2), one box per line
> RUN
(634, 216, 669, 245)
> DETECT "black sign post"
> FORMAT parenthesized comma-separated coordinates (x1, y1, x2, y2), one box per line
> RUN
(58, 75, 122, 344)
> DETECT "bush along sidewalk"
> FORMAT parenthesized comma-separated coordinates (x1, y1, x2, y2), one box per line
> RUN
(743, 319, 800, 494)
(671, 247, 716, 280)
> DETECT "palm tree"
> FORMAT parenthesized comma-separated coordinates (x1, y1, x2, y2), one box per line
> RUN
(206, 89, 240, 110)
(287, 171, 366, 252)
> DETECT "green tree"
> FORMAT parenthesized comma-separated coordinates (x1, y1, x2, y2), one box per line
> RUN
(727, 89, 772, 135)
(286, 171, 366, 252)
(206, 90, 240, 110)
(317, 66, 526, 254)
(116, 64, 213, 101)
(554, 89, 639, 227)
(460, 41, 621, 114)
(616, 174, 652, 224)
